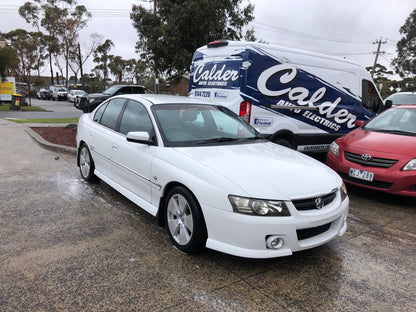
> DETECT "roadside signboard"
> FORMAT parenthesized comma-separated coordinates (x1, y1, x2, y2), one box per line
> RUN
(0, 77, 16, 101)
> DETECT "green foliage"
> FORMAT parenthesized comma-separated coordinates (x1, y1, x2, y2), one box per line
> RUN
(93, 39, 114, 80)
(392, 9, 416, 77)
(365, 64, 393, 80)
(19, 0, 91, 85)
(131, 0, 254, 81)
(108, 55, 126, 83)
(0, 45, 17, 79)
(3, 29, 46, 84)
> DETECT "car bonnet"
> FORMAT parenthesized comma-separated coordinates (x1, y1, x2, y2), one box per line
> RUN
(340, 128, 416, 157)
(174, 142, 341, 200)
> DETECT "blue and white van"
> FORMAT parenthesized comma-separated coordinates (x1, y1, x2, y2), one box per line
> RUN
(189, 40, 384, 152)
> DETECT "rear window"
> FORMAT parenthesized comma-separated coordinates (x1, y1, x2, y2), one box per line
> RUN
(385, 93, 416, 105)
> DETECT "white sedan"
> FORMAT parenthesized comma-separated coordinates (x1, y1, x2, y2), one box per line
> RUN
(76, 94, 349, 258)
(68, 89, 87, 103)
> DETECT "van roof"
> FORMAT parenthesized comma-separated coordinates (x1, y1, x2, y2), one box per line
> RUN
(201, 40, 363, 69)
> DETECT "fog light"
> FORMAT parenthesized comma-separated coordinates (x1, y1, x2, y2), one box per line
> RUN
(266, 236, 284, 249)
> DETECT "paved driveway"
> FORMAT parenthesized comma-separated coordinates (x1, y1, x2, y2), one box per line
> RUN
(0, 119, 415, 311)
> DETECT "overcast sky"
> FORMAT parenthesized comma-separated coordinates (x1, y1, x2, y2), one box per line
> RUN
(0, 0, 415, 78)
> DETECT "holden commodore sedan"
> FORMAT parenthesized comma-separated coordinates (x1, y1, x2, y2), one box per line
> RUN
(327, 105, 416, 197)
(77, 94, 349, 258)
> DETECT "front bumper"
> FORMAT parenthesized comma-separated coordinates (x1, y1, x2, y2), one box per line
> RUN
(202, 193, 349, 258)
(327, 150, 416, 197)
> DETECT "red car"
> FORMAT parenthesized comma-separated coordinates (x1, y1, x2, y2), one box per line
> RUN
(326, 105, 416, 197)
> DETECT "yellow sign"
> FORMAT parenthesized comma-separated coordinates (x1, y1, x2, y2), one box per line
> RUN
(0, 82, 14, 94)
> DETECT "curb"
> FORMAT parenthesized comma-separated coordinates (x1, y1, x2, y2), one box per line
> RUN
(25, 127, 77, 155)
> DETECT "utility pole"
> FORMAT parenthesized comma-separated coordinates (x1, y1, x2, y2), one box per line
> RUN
(371, 37, 386, 78)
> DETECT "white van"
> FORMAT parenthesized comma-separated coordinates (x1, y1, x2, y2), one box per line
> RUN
(189, 40, 384, 152)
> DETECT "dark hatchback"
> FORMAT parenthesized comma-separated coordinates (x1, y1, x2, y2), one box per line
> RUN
(77, 85, 151, 112)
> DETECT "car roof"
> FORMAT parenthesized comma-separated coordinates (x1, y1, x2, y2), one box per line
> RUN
(391, 104, 416, 109)
(111, 94, 206, 107)
(386, 92, 416, 97)
(111, 84, 146, 88)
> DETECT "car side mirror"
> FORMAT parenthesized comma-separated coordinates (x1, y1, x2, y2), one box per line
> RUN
(126, 131, 154, 145)
(355, 120, 365, 128)
(384, 100, 393, 109)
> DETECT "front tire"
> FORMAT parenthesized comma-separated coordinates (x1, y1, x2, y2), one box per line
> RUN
(165, 186, 207, 254)
(79, 144, 98, 182)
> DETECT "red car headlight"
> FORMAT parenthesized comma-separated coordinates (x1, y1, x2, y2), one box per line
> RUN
(402, 159, 416, 171)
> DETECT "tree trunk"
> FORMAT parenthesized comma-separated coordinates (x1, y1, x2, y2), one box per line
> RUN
(49, 49, 54, 85)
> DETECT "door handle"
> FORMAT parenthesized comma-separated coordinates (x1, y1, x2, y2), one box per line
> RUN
(112, 145, 118, 151)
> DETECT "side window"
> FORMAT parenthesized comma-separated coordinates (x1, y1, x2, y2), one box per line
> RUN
(119, 100, 153, 135)
(93, 102, 108, 123)
(100, 98, 126, 130)
(362, 80, 383, 113)
(132, 86, 145, 94)
(116, 87, 130, 95)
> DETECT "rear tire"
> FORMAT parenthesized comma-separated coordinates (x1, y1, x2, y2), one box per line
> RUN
(165, 186, 207, 254)
(79, 144, 98, 182)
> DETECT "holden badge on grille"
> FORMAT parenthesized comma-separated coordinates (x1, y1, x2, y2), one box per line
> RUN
(315, 197, 324, 209)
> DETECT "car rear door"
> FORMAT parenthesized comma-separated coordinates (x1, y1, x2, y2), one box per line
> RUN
(88, 98, 127, 178)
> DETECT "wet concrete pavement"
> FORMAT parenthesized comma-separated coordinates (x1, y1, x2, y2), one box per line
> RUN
(1, 117, 415, 311)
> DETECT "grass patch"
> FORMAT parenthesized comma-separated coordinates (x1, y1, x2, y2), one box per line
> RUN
(22, 106, 47, 112)
(6, 118, 79, 124)
(0, 104, 46, 111)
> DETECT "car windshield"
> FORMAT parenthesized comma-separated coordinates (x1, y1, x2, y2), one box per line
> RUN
(153, 104, 262, 147)
(385, 93, 416, 105)
(102, 85, 119, 95)
(363, 107, 416, 136)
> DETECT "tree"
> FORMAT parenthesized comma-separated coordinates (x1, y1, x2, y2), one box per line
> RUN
(392, 9, 416, 77)
(131, 0, 254, 82)
(19, 0, 91, 86)
(3, 29, 46, 85)
(244, 27, 257, 42)
(0, 44, 17, 80)
(69, 33, 103, 85)
(93, 39, 114, 81)
(108, 55, 127, 83)
(366, 64, 393, 82)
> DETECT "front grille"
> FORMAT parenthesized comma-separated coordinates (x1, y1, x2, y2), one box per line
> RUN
(344, 151, 398, 168)
(338, 172, 393, 189)
(292, 191, 337, 211)
(297, 223, 331, 241)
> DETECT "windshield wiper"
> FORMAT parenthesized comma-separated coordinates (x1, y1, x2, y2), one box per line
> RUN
(196, 137, 242, 144)
(372, 129, 416, 136)
(196, 136, 265, 144)
(244, 135, 266, 141)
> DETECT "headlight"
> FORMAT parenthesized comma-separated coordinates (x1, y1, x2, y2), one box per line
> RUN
(340, 182, 348, 202)
(329, 141, 340, 157)
(402, 159, 416, 171)
(228, 195, 291, 216)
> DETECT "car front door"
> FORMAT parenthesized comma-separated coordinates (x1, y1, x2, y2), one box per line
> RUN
(110, 99, 157, 204)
